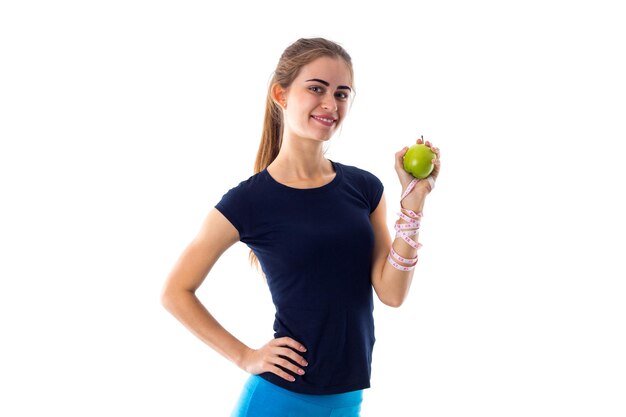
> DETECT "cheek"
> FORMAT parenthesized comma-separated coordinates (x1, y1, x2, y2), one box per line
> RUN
(338, 105, 349, 119)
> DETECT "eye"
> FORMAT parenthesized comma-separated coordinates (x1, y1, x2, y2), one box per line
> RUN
(308, 86, 325, 94)
(335, 91, 350, 101)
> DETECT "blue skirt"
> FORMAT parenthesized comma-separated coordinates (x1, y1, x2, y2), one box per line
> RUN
(230, 374, 363, 417)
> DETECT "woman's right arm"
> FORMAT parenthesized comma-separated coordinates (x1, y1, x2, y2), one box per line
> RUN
(160, 208, 308, 382)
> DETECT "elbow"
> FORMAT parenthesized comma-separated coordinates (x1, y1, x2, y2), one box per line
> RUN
(373, 283, 406, 308)
(160, 290, 174, 311)
(160, 287, 181, 312)
(383, 297, 405, 308)
(160, 286, 195, 312)
(387, 300, 404, 308)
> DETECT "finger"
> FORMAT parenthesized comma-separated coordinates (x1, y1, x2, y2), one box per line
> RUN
(395, 148, 408, 168)
(267, 364, 297, 382)
(274, 337, 307, 353)
(426, 176, 436, 191)
(273, 356, 306, 377)
(277, 347, 308, 367)
(430, 160, 440, 179)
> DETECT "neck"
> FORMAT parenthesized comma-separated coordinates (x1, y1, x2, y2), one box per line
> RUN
(271, 134, 330, 179)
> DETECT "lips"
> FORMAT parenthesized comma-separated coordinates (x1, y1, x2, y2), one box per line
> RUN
(311, 115, 336, 127)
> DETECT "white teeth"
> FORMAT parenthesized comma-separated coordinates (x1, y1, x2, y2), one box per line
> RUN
(314, 116, 334, 123)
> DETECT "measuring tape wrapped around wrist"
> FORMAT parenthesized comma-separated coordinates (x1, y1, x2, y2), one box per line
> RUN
(386, 177, 428, 271)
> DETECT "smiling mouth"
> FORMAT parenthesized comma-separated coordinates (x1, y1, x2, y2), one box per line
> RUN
(311, 115, 336, 126)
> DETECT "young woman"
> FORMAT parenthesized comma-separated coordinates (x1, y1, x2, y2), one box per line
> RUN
(161, 37, 440, 417)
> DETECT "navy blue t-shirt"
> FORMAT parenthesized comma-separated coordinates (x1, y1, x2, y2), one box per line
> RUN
(215, 160, 384, 395)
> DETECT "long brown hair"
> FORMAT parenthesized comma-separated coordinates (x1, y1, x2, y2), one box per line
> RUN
(249, 38, 354, 275)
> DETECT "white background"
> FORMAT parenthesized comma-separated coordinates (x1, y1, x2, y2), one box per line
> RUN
(1, 1, 625, 416)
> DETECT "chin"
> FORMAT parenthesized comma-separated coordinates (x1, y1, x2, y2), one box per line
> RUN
(313, 132, 334, 142)
(299, 128, 334, 142)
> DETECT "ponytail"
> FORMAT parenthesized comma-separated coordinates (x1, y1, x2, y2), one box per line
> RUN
(248, 84, 283, 276)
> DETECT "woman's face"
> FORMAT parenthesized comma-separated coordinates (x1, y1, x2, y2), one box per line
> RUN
(280, 56, 353, 143)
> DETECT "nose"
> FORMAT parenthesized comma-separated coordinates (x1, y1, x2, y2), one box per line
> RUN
(321, 92, 338, 112)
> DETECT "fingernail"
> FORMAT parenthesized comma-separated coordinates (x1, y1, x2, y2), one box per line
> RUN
(298, 369, 305, 375)
(303, 361, 308, 366)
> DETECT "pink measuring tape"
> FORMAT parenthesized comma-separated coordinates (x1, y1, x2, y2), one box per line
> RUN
(386, 176, 433, 271)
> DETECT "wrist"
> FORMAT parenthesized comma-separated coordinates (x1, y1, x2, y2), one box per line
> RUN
(235, 344, 253, 369)
(400, 194, 426, 212)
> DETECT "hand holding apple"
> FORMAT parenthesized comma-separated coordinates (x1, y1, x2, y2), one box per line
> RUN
(395, 136, 440, 201)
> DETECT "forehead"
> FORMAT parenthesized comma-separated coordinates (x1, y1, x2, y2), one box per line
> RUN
(295, 56, 352, 86)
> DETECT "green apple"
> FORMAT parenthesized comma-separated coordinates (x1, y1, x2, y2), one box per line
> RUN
(403, 144, 435, 179)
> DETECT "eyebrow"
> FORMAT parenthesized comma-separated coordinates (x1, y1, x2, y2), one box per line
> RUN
(305, 78, 352, 92)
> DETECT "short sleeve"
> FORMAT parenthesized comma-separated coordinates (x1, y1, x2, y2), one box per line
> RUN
(215, 182, 249, 240)
(366, 172, 385, 214)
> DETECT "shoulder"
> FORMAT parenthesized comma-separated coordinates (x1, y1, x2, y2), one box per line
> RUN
(222, 170, 265, 193)
(217, 170, 266, 204)
(335, 161, 384, 213)
(335, 161, 383, 187)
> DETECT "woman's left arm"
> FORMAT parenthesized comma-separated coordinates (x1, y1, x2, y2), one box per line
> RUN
(370, 139, 440, 307)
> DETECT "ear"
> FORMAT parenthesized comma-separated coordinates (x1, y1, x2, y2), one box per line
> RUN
(271, 83, 288, 108)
